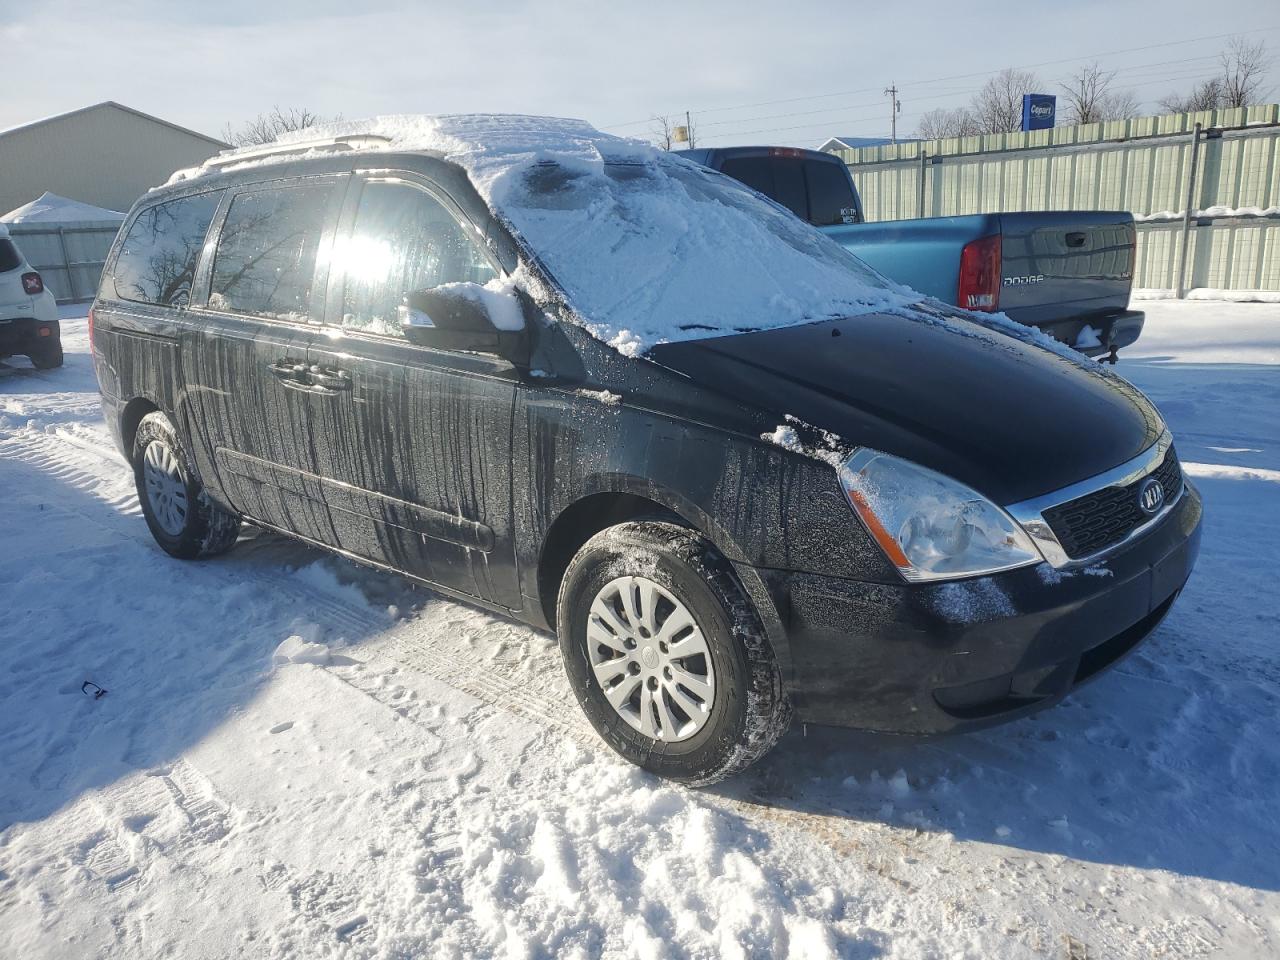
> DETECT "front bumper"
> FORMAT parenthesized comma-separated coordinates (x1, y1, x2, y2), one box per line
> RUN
(0, 316, 61, 357)
(764, 480, 1201, 734)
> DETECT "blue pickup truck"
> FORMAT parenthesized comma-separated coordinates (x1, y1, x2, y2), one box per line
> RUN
(677, 146, 1145, 359)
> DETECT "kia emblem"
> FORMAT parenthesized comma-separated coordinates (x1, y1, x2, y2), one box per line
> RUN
(1138, 478, 1165, 515)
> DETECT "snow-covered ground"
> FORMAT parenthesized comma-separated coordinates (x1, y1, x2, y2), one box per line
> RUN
(1, 301, 1277, 958)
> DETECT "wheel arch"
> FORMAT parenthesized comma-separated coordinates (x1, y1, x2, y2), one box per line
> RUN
(120, 396, 162, 459)
(534, 473, 777, 639)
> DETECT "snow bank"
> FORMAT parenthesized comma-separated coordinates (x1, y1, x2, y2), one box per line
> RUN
(1134, 288, 1280, 303)
(1, 191, 125, 223)
(174, 114, 916, 355)
(1136, 205, 1280, 222)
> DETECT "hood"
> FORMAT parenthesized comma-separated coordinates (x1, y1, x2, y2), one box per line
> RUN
(647, 307, 1164, 505)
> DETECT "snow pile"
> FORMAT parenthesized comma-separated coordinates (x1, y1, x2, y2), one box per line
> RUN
(446, 759, 843, 959)
(1136, 205, 1280, 222)
(175, 114, 916, 355)
(761, 414, 847, 467)
(433, 276, 525, 331)
(574, 388, 621, 405)
(271, 634, 333, 666)
(1, 191, 125, 223)
(1134, 288, 1280, 303)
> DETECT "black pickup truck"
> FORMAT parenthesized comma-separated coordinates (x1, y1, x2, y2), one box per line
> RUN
(678, 146, 1145, 359)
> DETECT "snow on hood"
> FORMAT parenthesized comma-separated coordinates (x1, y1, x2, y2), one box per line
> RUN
(1, 191, 126, 223)
(174, 114, 918, 355)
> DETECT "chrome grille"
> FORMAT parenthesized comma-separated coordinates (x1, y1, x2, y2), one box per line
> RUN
(1041, 447, 1183, 560)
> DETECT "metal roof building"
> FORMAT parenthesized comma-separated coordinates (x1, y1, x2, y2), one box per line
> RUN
(0, 101, 226, 217)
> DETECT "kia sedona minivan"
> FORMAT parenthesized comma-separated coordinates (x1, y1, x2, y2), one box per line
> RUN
(90, 116, 1201, 784)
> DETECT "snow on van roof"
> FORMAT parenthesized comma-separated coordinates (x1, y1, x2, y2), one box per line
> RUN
(174, 114, 916, 354)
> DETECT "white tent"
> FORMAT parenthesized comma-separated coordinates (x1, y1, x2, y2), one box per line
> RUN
(1, 192, 126, 301)
(1, 191, 125, 224)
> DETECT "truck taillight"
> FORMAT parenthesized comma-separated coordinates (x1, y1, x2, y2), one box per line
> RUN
(957, 235, 1001, 312)
(21, 272, 44, 295)
(88, 306, 95, 353)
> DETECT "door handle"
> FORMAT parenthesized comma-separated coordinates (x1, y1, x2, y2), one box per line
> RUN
(1065, 232, 1087, 248)
(309, 366, 352, 391)
(268, 358, 308, 381)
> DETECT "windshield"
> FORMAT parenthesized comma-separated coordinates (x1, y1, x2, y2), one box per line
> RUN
(498, 155, 912, 355)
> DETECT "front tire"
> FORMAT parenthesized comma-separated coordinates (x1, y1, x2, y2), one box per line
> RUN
(132, 411, 240, 559)
(557, 521, 791, 785)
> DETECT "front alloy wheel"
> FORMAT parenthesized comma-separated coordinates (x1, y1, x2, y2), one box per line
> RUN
(557, 521, 792, 785)
(588, 576, 715, 742)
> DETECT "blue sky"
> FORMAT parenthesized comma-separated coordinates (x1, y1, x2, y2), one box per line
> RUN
(4, 0, 1277, 146)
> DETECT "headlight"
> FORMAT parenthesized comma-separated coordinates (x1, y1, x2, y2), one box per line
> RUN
(838, 449, 1042, 582)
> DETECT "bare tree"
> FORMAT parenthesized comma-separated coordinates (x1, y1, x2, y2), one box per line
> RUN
(221, 106, 340, 147)
(650, 114, 697, 150)
(972, 68, 1045, 133)
(651, 115, 675, 150)
(1159, 78, 1225, 113)
(1060, 63, 1142, 124)
(1159, 37, 1271, 113)
(916, 106, 981, 139)
(1219, 36, 1270, 107)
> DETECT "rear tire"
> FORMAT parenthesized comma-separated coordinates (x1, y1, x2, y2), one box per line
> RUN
(28, 340, 63, 369)
(132, 411, 240, 559)
(557, 521, 791, 785)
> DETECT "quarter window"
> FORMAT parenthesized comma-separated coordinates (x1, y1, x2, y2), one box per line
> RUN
(0, 239, 23, 273)
(209, 184, 336, 322)
(336, 181, 497, 337)
(113, 192, 221, 307)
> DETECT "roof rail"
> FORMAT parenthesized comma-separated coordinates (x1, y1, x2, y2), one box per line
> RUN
(204, 133, 395, 169)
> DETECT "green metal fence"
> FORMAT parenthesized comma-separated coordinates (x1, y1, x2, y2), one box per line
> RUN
(828, 105, 1280, 294)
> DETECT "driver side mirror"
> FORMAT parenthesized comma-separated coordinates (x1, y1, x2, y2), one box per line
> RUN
(399, 282, 530, 366)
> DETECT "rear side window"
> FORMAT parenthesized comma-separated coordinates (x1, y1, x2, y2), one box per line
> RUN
(113, 193, 220, 306)
(719, 156, 808, 221)
(335, 181, 497, 337)
(804, 160, 859, 226)
(0, 239, 22, 273)
(209, 183, 336, 322)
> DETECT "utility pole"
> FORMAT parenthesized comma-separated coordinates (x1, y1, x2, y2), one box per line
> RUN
(686, 110, 695, 149)
(884, 84, 901, 143)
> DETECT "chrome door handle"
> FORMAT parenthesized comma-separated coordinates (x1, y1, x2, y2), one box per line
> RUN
(309, 367, 352, 391)
(268, 358, 307, 381)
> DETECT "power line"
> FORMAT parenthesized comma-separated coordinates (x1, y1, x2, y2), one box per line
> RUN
(693, 58, 1273, 145)
(694, 55, 1231, 136)
(604, 26, 1280, 130)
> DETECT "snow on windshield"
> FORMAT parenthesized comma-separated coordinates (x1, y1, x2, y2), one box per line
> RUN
(180, 114, 918, 355)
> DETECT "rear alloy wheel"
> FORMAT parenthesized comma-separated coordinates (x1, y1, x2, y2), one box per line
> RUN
(557, 521, 791, 785)
(132, 411, 240, 560)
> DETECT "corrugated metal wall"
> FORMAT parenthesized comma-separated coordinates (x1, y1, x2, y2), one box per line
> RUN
(0, 103, 224, 217)
(830, 105, 1280, 292)
(6, 222, 122, 302)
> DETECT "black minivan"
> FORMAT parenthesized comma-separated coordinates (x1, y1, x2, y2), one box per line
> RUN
(91, 117, 1201, 784)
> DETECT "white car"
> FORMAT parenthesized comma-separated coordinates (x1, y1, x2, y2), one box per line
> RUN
(0, 224, 62, 368)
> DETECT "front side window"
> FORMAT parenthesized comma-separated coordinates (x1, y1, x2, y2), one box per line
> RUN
(209, 183, 335, 322)
(335, 181, 497, 337)
(113, 192, 220, 306)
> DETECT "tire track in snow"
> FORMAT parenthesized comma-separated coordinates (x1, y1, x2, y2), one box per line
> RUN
(6, 423, 937, 883)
